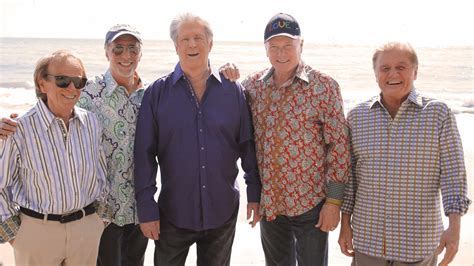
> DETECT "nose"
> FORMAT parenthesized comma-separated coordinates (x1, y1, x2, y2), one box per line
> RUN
(189, 38, 197, 47)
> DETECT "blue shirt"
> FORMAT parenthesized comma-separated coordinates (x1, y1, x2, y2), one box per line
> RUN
(134, 63, 261, 231)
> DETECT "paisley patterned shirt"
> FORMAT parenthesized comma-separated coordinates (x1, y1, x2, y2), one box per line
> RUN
(78, 70, 145, 226)
(242, 61, 350, 221)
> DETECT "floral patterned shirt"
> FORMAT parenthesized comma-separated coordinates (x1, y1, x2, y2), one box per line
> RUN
(242, 61, 350, 220)
(78, 70, 145, 226)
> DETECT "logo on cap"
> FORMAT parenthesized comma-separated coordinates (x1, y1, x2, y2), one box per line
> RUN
(264, 13, 301, 42)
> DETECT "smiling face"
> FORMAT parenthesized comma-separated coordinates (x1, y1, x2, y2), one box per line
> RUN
(106, 34, 142, 82)
(39, 56, 84, 119)
(174, 20, 212, 72)
(374, 49, 418, 102)
(265, 35, 303, 75)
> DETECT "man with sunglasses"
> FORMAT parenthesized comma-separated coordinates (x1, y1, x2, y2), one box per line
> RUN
(77, 24, 150, 266)
(0, 50, 107, 265)
(0, 24, 148, 265)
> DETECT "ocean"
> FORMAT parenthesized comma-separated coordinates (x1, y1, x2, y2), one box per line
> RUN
(0, 37, 472, 117)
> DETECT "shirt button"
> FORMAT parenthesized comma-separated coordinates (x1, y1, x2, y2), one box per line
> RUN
(201, 147, 205, 150)
(199, 129, 203, 132)
(202, 185, 206, 189)
(202, 165, 205, 169)
(198, 111, 202, 114)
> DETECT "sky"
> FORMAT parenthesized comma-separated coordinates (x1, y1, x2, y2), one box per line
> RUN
(1, 0, 473, 46)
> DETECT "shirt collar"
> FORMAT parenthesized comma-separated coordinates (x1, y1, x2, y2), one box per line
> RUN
(171, 61, 222, 86)
(103, 70, 145, 97)
(370, 88, 422, 109)
(258, 61, 309, 84)
(36, 99, 85, 131)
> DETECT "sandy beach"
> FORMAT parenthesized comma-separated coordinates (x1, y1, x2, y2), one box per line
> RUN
(1, 114, 473, 265)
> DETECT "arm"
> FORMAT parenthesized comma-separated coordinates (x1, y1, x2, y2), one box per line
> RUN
(436, 108, 471, 265)
(316, 79, 351, 232)
(0, 136, 21, 244)
(0, 114, 18, 140)
(237, 82, 262, 227)
(133, 83, 161, 237)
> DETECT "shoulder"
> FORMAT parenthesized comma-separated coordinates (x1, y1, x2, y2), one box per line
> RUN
(304, 65, 339, 88)
(347, 97, 377, 120)
(242, 68, 271, 89)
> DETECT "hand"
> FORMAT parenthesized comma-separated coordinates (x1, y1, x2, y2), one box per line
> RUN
(139, 220, 160, 240)
(338, 214, 355, 257)
(0, 113, 19, 140)
(435, 214, 461, 266)
(315, 202, 341, 232)
(219, 62, 241, 82)
(247, 202, 261, 228)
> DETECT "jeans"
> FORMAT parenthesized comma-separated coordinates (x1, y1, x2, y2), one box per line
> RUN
(154, 208, 238, 266)
(260, 201, 328, 266)
(97, 223, 149, 266)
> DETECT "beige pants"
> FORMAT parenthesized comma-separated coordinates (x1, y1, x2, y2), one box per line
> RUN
(12, 213, 104, 266)
(353, 250, 437, 266)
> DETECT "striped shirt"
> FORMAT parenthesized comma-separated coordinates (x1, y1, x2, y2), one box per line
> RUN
(78, 70, 145, 226)
(0, 99, 107, 243)
(242, 61, 350, 220)
(341, 89, 471, 262)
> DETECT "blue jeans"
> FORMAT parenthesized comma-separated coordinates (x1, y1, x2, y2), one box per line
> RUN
(154, 208, 238, 266)
(260, 201, 328, 266)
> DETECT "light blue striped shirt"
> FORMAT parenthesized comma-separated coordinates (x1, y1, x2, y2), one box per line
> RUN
(0, 99, 107, 243)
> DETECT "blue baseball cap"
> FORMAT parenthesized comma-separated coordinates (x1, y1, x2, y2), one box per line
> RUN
(264, 13, 301, 42)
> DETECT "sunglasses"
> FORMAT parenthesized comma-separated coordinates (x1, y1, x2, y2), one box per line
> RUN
(111, 45, 141, 56)
(46, 74, 88, 89)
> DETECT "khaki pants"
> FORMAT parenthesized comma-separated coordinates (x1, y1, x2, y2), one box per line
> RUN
(12, 213, 104, 266)
(353, 250, 437, 266)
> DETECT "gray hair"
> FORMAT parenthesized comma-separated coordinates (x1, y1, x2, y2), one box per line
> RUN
(372, 42, 419, 69)
(34, 50, 86, 102)
(169, 13, 213, 45)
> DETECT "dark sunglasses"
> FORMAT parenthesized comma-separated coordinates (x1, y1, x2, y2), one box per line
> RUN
(46, 74, 87, 89)
(111, 45, 140, 56)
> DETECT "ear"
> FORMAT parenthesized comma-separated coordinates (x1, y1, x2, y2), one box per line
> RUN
(39, 78, 48, 94)
(209, 39, 213, 52)
(414, 65, 418, 80)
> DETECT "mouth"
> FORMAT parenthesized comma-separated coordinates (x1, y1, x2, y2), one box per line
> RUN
(387, 81, 402, 85)
(276, 59, 290, 64)
(188, 53, 199, 57)
(119, 62, 133, 66)
(62, 95, 77, 100)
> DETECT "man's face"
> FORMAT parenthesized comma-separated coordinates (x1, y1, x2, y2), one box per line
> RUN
(265, 36, 302, 74)
(39, 57, 84, 116)
(105, 35, 142, 80)
(175, 21, 212, 71)
(374, 49, 418, 102)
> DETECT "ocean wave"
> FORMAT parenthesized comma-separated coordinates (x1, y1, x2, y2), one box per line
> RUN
(0, 81, 35, 90)
(462, 98, 474, 108)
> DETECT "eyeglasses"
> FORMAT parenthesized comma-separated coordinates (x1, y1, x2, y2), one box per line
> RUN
(110, 45, 140, 56)
(46, 74, 88, 89)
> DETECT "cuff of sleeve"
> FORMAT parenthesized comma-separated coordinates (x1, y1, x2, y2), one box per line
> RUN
(326, 181, 345, 201)
(95, 201, 114, 221)
(444, 195, 472, 216)
(247, 184, 262, 203)
(0, 215, 21, 243)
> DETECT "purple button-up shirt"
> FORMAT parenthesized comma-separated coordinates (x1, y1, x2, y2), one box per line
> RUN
(134, 63, 261, 231)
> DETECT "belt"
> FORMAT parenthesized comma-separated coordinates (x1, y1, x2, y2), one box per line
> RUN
(20, 203, 96, 224)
